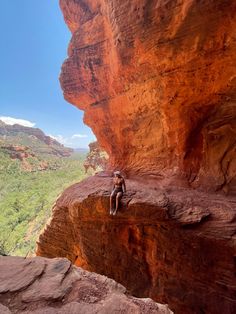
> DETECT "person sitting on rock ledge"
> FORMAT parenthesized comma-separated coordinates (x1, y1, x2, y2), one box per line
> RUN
(110, 171, 126, 215)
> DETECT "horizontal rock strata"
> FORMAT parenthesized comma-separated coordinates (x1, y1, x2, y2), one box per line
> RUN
(37, 174, 236, 314)
(36, 1, 236, 313)
(59, 0, 236, 193)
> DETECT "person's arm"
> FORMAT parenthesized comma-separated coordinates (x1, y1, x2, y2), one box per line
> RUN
(123, 179, 126, 193)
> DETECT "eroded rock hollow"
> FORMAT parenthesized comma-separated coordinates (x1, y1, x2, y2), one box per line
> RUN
(37, 1, 236, 313)
(59, 0, 236, 192)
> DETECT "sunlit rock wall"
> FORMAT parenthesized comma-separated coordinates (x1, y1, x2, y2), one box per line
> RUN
(60, 0, 236, 192)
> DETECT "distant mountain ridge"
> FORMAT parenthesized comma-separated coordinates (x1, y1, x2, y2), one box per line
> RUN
(0, 120, 73, 158)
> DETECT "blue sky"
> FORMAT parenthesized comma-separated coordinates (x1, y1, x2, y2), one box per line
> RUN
(0, 0, 96, 148)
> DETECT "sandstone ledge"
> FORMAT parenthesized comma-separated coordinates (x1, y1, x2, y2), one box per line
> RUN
(37, 174, 236, 314)
(0, 256, 172, 314)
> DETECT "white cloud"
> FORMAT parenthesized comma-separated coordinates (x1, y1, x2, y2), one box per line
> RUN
(49, 134, 69, 145)
(0, 116, 35, 127)
(49, 133, 95, 149)
(72, 134, 88, 138)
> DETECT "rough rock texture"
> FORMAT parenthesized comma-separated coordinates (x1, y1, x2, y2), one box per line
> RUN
(83, 141, 108, 173)
(37, 174, 236, 314)
(59, 0, 236, 193)
(0, 256, 172, 314)
(2, 145, 35, 161)
(37, 1, 236, 313)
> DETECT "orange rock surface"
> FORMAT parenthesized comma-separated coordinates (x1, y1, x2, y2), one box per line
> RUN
(37, 1, 236, 314)
(37, 175, 236, 314)
(84, 141, 108, 173)
(59, 0, 236, 192)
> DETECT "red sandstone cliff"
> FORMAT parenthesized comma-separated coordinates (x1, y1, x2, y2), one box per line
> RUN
(37, 1, 236, 314)
(59, 0, 236, 193)
(37, 174, 236, 314)
(83, 141, 108, 173)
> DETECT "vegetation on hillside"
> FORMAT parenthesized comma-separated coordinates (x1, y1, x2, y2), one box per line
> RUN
(0, 149, 92, 257)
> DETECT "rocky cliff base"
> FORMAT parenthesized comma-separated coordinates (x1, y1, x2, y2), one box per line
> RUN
(37, 174, 236, 314)
(0, 256, 172, 314)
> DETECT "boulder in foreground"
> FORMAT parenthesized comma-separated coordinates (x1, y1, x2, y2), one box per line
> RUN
(0, 256, 172, 314)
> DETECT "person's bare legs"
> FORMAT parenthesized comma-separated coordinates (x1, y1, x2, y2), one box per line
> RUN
(110, 191, 115, 215)
(113, 192, 122, 215)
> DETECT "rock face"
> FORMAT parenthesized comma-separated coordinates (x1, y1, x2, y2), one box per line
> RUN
(2, 145, 35, 161)
(37, 174, 236, 314)
(36, 1, 236, 313)
(84, 141, 108, 173)
(59, 0, 236, 193)
(0, 256, 171, 314)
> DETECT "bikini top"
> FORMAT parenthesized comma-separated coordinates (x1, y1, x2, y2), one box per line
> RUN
(114, 178, 123, 188)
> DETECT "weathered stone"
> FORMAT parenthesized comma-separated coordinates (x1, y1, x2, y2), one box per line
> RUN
(84, 141, 108, 173)
(36, 1, 236, 313)
(0, 256, 171, 314)
(37, 175, 236, 314)
(59, 0, 236, 193)
(0, 256, 45, 293)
